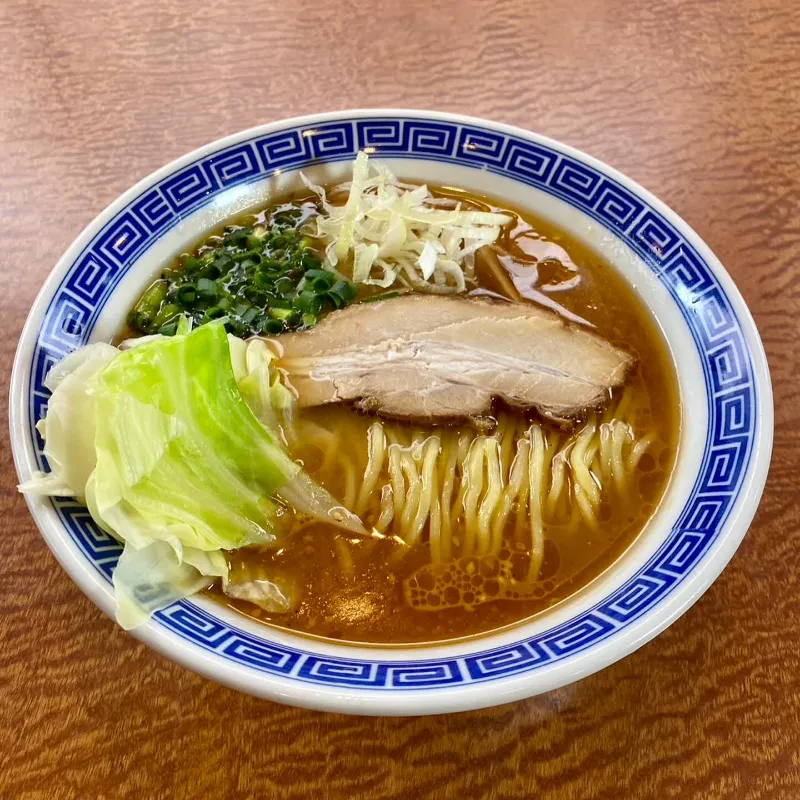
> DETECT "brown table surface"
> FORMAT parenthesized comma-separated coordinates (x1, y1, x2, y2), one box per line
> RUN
(1, 1, 798, 797)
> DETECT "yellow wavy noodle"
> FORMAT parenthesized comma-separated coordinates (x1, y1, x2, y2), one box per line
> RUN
(438, 433, 459, 562)
(491, 438, 529, 554)
(399, 447, 422, 538)
(527, 425, 546, 580)
(291, 395, 659, 589)
(356, 423, 386, 516)
(462, 438, 485, 555)
(388, 444, 406, 524)
(376, 484, 394, 532)
(546, 447, 569, 520)
(477, 438, 503, 555)
(411, 438, 440, 546)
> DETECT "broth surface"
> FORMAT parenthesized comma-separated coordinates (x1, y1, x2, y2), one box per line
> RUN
(194, 184, 680, 645)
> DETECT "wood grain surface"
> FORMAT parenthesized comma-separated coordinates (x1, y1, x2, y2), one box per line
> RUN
(1, 0, 798, 797)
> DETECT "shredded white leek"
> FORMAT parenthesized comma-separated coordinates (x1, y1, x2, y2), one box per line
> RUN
(301, 151, 512, 293)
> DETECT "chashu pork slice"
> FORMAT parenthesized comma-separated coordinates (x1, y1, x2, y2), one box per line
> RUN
(276, 295, 635, 423)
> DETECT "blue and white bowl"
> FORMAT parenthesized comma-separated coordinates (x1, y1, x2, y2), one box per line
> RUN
(10, 111, 772, 715)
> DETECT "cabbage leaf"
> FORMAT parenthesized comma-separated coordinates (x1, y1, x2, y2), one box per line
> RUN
(18, 343, 118, 499)
(89, 323, 298, 555)
(113, 540, 227, 630)
(19, 321, 363, 628)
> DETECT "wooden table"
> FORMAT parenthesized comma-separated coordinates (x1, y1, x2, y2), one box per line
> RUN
(1, 1, 798, 797)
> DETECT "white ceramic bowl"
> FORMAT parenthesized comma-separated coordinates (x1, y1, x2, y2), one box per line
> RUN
(10, 110, 772, 715)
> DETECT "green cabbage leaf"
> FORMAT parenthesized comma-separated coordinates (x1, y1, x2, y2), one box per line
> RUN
(19, 321, 362, 629)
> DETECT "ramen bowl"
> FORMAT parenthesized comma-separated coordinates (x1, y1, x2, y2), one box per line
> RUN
(9, 110, 772, 715)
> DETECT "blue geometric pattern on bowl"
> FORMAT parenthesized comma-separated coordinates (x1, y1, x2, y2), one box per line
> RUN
(27, 116, 756, 689)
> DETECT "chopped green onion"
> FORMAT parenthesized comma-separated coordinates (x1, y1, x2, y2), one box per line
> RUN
(233, 249, 262, 263)
(215, 253, 234, 272)
(182, 256, 201, 273)
(197, 278, 217, 300)
(274, 277, 294, 296)
(326, 280, 357, 309)
(312, 276, 333, 293)
(254, 272, 273, 290)
(130, 202, 355, 339)
(224, 228, 250, 247)
(128, 280, 168, 333)
(203, 306, 225, 322)
(302, 254, 322, 271)
(241, 307, 259, 325)
(268, 307, 296, 322)
(158, 320, 179, 336)
(154, 303, 180, 328)
(176, 286, 197, 305)
(243, 287, 271, 307)
(305, 269, 335, 293)
(293, 291, 323, 315)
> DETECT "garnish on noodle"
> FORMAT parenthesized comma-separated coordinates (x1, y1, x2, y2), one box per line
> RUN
(301, 150, 512, 293)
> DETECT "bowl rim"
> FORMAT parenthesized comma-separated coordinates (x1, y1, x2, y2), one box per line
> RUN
(10, 108, 773, 715)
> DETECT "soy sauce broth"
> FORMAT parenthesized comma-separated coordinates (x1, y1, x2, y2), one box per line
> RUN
(197, 183, 680, 646)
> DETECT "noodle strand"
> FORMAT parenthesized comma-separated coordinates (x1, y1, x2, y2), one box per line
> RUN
(291, 408, 657, 571)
